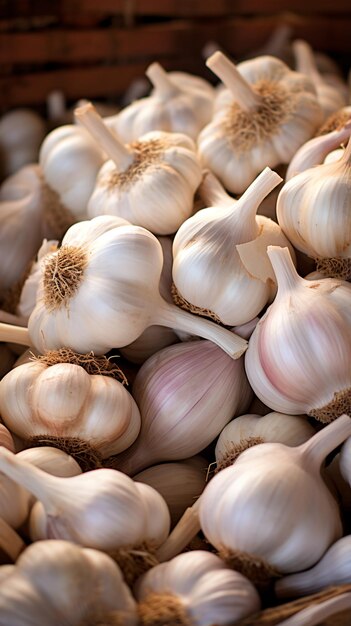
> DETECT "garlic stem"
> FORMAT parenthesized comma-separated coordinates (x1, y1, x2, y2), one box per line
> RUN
(155, 300, 248, 359)
(0, 517, 25, 562)
(146, 62, 179, 96)
(236, 167, 282, 223)
(199, 170, 235, 207)
(342, 136, 351, 164)
(299, 414, 351, 471)
(75, 102, 134, 170)
(0, 448, 59, 514)
(266, 246, 302, 294)
(206, 51, 260, 110)
(293, 40, 321, 84)
(0, 322, 30, 346)
(156, 499, 202, 562)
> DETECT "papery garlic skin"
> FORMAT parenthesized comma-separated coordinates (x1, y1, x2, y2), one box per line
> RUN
(111, 62, 214, 142)
(0, 540, 138, 626)
(198, 52, 322, 194)
(87, 127, 202, 235)
(136, 550, 260, 626)
(39, 124, 105, 220)
(276, 536, 351, 598)
(0, 360, 141, 458)
(215, 412, 315, 468)
(114, 337, 252, 475)
(28, 215, 248, 358)
(245, 247, 351, 420)
(0, 109, 46, 178)
(199, 417, 350, 577)
(17, 239, 58, 319)
(134, 458, 207, 526)
(172, 167, 295, 325)
(277, 138, 351, 260)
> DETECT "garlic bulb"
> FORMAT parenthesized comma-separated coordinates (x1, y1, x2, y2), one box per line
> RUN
(0, 109, 46, 179)
(0, 540, 138, 626)
(286, 121, 351, 180)
(0, 467, 29, 529)
(166, 70, 215, 98)
(113, 333, 252, 475)
(245, 246, 351, 422)
(112, 62, 214, 142)
(172, 167, 295, 326)
(293, 40, 347, 121)
(120, 237, 179, 363)
(277, 137, 351, 276)
(197, 415, 350, 581)
(17, 446, 81, 479)
(39, 123, 105, 220)
(0, 424, 15, 452)
(215, 412, 315, 470)
(276, 536, 351, 598)
(16, 239, 59, 320)
(0, 345, 15, 380)
(198, 52, 322, 194)
(0, 448, 170, 558)
(0, 351, 141, 468)
(136, 550, 260, 626)
(76, 103, 202, 235)
(26, 215, 248, 358)
(134, 457, 207, 526)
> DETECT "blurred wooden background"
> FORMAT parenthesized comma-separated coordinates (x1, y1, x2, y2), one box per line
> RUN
(0, 0, 350, 110)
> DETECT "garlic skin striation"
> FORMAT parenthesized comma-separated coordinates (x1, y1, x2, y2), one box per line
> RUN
(198, 415, 350, 581)
(0, 540, 138, 626)
(77, 103, 202, 235)
(134, 457, 207, 526)
(113, 335, 252, 475)
(277, 137, 351, 275)
(293, 40, 347, 121)
(39, 123, 105, 220)
(0, 448, 170, 556)
(215, 412, 315, 470)
(112, 62, 214, 142)
(198, 52, 322, 194)
(172, 167, 295, 326)
(28, 215, 248, 358)
(286, 121, 351, 180)
(0, 109, 46, 179)
(276, 536, 351, 598)
(136, 550, 260, 626)
(0, 353, 141, 465)
(245, 246, 351, 422)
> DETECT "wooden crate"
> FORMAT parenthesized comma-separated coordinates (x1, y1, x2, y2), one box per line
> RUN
(0, 0, 350, 110)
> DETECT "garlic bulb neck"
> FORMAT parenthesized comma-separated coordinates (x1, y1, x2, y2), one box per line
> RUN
(0, 322, 30, 347)
(206, 51, 260, 110)
(233, 167, 281, 236)
(146, 62, 179, 97)
(293, 40, 321, 84)
(198, 170, 235, 207)
(267, 245, 302, 294)
(75, 102, 133, 170)
(299, 414, 351, 472)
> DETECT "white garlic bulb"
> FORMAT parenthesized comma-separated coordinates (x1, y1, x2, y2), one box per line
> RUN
(293, 40, 347, 121)
(172, 167, 295, 325)
(16, 239, 59, 320)
(197, 415, 349, 581)
(245, 246, 351, 422)
(0, 352, 141, 467)
(136, 550, 260, 626)
(286, 121, 351, 180)
(26, 215, 248, 358)
(0, 109, 46, 179)
(198, 52, 322, 194)
(134, 458, 207, 526)
(76, 103, 202, 235)
(39, 123, 105, 220)
(215, 412, 315, 470)
(112, 62, 214, 141)
(113, 334, 252, 475)
(276, 536, 351, 598)
(0, 540, 138, 626)
(277, 138, 351, 276)
(0, 448, 170, 556)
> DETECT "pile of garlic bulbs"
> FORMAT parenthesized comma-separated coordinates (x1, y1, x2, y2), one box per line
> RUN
(0, 37, 351, 626)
